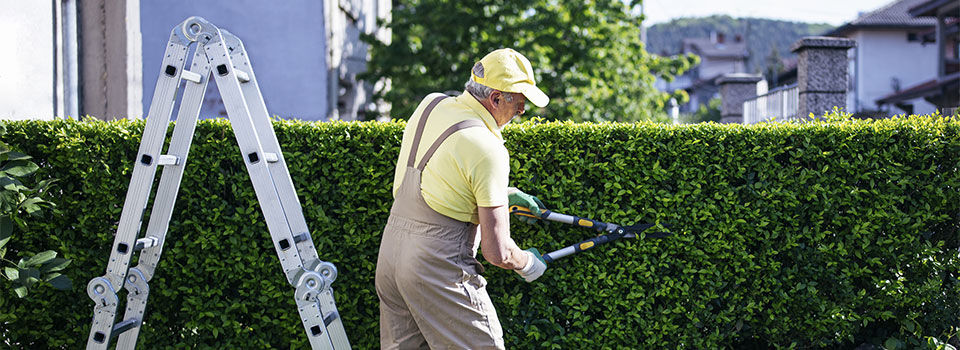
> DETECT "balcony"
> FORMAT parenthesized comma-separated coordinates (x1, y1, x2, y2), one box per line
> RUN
(743, 84, 799, 124)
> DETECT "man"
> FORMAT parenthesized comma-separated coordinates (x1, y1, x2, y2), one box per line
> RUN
(375, 48, 550, 349)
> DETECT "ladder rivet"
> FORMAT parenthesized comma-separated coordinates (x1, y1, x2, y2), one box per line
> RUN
(128, 275, 137, 283)
(95, 285, 105, 294)
(307, 279, 317, 288)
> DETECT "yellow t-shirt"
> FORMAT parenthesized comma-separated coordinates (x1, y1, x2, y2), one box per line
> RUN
(392, 91, 509, 224)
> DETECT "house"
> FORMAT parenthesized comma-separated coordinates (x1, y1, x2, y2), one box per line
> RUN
(0, 0, 388, 121)
(656, 32, 749, 114)
(824, 0, 940, 116)
(876, 0, 959, 114)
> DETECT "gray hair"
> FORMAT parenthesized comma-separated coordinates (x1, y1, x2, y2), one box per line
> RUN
(465, 79, 514, 102)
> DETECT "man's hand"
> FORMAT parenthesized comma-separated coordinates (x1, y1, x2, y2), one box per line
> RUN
(507, 187, 546, 224)
(516, 248, 547, 282)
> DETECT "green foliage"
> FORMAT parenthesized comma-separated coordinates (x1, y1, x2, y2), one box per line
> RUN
(684, 97, 722, 124)
(646, 15, 834, 74)
(0, 124, 69, 299)
(363, 0, 698, 122)
(1, 114, 959, 348)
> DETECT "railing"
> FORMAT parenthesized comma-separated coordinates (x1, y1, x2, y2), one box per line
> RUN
(743, 83, 799, 124)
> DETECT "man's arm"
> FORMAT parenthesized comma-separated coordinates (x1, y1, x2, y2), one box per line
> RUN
(478, 205, 530, 270)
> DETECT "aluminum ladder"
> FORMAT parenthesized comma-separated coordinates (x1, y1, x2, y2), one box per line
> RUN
(83, 17, 350, 350)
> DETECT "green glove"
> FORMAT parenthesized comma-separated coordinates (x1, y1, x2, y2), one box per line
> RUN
(508, 188, 546, 224)
(516, 248, 547, 282)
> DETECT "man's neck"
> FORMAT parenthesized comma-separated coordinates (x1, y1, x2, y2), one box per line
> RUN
(468, 91, 506, 127)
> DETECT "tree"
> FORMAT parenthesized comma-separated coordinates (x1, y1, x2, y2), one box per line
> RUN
(363, 0, 698, 122)
(0, 124, 69, 298)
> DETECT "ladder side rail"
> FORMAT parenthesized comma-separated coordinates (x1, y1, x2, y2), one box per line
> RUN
(205, 31, 345, 349)
(101, 37, 191, 289)
(132, 38, 213, 283)
(114, 44, 215, 350)
(295, 271, 339, 349)
(86, 32, 193, 350)
(317, 289, 352, 348)
(201, 30, 305, 284)
(224, 32, 351, 350)
(221, 31, 321, 266)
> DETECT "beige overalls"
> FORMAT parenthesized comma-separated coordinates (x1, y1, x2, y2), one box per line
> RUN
(376, 96, 506, 349)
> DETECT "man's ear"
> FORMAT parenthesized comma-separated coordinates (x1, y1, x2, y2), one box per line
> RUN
(490, 91, 502, 106)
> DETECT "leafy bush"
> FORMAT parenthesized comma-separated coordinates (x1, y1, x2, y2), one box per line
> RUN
(0, 113, 957, 349)
(0, 124, 69, 299)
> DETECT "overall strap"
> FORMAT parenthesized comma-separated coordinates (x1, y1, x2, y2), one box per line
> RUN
(407, 95, 449, 168)
(416, 120, 485, 171)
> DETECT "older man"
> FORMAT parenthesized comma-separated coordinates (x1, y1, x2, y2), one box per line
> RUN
(375, 48, 550, 349)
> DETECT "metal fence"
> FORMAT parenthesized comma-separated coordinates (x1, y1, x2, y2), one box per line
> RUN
(743, 83, 799, 124)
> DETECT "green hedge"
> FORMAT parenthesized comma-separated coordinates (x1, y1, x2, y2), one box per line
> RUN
(1, 115, 958, 349)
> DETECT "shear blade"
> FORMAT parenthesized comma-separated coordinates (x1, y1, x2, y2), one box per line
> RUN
(622, 223, 672, 239)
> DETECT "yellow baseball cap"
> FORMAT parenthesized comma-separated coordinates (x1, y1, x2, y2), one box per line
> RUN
(470, 48, 549, 107)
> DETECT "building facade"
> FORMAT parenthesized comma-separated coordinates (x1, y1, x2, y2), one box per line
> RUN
(656, 32, 749, 114)
(877, 0, 960, 114)
(826, 0, 940, 116)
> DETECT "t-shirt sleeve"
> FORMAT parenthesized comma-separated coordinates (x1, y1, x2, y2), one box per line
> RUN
(470, 144, 509, 207)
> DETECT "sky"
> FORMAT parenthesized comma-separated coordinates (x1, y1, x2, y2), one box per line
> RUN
(641, 0, 897, 26)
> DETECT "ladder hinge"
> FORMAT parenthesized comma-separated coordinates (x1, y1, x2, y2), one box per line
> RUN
(265, 153, 279, 163)
(324, 311, 340, 326)
(180, 70, 203, 83)
(112, 318, 140, 337)
(158, 155, 180, 166)
(235, 70, 250, 83)
(293, 232, 309, 244)
(134, 237, 159, 252)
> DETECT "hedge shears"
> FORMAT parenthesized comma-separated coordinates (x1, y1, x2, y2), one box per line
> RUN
(510, 205, 672, 264)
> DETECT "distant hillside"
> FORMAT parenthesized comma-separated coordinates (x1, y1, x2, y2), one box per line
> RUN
(646, 15, 834, 77)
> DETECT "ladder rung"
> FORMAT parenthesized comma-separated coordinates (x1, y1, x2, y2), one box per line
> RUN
(324, 311, 340, 326)
(134, 237, 159, 252)
(293, 232, 308, 244)
(157, 155, 180, 165)
(235, 70, 250, 83)
(264, 152, 278, 163)
(180, 70, 202, 83)
(112, 318, 139, 336)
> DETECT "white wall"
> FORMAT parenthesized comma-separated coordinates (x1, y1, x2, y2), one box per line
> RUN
(0, 1, 55, 120)
(700, 58, 745, 81)
(852, 30, 939, 114)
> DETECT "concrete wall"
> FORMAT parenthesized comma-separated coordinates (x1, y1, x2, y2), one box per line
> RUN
(80, 0, 142, 120)
(850, 30, 939, 114)
(140, 1, 329, 121)
(0, 1, 56, 120)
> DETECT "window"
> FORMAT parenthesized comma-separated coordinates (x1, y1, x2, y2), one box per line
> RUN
(907, 33, 919, 42)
